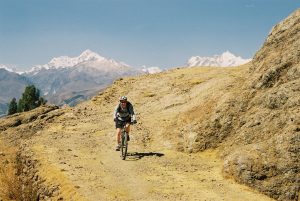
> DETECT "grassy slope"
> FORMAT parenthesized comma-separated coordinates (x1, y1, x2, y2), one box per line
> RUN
(2, 64, 274, 201)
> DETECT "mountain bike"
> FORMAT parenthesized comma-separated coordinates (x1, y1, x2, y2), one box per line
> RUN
(120, 121, 129, 160)
(119, 120, 137, 160)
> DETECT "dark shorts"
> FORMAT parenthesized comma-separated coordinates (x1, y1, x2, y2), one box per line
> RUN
(115, 117, 131, 129)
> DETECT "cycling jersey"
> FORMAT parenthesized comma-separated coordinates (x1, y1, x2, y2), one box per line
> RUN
(113, 101, 136, 121)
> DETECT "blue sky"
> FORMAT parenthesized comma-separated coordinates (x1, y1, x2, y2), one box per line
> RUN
(0, 0, 299, 70)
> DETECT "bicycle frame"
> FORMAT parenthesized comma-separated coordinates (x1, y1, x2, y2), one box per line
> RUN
(120, 121, 129, 160)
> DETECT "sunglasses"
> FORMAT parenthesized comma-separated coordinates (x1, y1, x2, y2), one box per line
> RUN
(120, 101, 127, 103)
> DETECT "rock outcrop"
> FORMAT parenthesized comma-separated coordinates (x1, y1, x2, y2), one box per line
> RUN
(222, 9, 300, 201)
(81, 36, 299, 199)
(175, 9, 300, 200)
(250, 8, 300, 89)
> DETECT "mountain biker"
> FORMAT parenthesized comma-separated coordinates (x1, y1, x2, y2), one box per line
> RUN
(113, 96, 137, 151)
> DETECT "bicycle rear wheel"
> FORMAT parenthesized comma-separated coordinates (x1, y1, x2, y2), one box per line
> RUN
(121, 131, 128, 160)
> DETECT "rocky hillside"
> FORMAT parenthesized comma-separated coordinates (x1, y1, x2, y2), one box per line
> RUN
(0, 8, 299, 201)
(0, 67, 273, 201)
(176, 9, 300, 200)
(222, 9, 300, 200)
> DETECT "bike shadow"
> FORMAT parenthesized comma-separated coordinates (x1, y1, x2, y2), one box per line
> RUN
(125, 152, 164, 161)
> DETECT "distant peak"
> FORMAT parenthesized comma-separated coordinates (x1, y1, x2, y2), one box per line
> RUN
(187, 51, 252, 67)
(82, 49, 94, 54)
(142, 66, 163, 74)
(80, 49, 97, 56)
(221, 51, 235, 57)
(26, 49, 130, 74)
(78, 49, 105, 61)
(0, 64, 19, 73)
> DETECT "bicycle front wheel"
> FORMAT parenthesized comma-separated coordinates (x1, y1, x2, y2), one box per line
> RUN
(121, 131, 128, 160)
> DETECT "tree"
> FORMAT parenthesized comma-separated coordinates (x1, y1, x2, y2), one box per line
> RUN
(17, 85, 47, 112)
(8, 97, 17, 115)
(17, 98, 24, 113)
(38, 97, 47, 105)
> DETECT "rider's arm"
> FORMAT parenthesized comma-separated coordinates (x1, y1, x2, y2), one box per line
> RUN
(128, 104, 136, 121)
(132, 114, 136, 121)
(113, 105, 119, 120)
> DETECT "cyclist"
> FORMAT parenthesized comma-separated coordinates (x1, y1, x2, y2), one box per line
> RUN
(113, 96, 137, 151)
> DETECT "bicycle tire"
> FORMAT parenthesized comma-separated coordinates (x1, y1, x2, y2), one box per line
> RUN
(121, 130, 128, 160)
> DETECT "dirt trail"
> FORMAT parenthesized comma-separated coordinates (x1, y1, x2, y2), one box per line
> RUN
(0, 66, 277, 200)
(27, 104, 274, 201)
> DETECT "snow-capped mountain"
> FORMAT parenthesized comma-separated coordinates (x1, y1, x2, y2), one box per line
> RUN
(187, 51, 252, 67)
(142, 66, 163, 74)
(0, 64, 18, 73)
(27, 49, 130, 74)
(1, 50, 164, 112)
(23, 50, 142, 106)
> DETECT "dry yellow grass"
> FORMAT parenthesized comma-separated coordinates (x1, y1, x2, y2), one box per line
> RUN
(0, 140, 38, 201)
(0, 65, 273, 200)
(0, 160, 21, 200)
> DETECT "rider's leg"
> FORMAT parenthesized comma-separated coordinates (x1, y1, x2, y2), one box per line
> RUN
(125, 123, 130, 133)
(116, 128, 121, 144)
(115, 128, 122, 150)
(125, 123, 131, 141)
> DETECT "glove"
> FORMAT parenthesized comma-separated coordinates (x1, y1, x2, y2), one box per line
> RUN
(114, 118, 117, 122)
(132, 120, 137, 124)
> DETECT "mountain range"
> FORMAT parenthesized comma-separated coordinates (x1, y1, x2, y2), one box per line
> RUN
(0, 50, 249, 116)
(23, 50, 142, 106)
(0, 50, 143, 115)
(187, 51, 251, 67)
(25, 50, 131, 75)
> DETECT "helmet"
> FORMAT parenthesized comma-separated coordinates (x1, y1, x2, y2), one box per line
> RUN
(119, 96, 127, 102)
